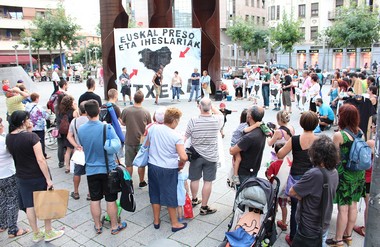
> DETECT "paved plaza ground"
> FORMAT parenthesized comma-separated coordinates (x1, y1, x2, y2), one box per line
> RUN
(0, 79, 365, 246)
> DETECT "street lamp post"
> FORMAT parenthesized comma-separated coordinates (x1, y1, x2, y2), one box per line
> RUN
(228, 44, 233, 67)
(12, 45, 19, 66)
(27, 37, 34, 73)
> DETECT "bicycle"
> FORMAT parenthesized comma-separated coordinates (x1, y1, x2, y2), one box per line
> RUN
(45, 117, 58, 150)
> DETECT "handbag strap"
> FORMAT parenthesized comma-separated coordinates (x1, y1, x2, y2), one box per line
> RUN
(103, 124, 109, 174)
(319, 168, 329, 230)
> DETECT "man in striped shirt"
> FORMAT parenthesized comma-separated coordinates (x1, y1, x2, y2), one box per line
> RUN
(185, 98, 223, 215)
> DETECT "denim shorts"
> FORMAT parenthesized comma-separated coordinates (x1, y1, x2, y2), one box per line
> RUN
(74, 164, 86, 176)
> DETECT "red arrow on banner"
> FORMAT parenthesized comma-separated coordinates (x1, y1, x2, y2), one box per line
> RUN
(129, 69, 138, 79)
(179, 47, 190, 58)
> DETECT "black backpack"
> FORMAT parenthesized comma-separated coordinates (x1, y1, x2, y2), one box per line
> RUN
(116, 166, 136, 212)
(99, 104, 112, 123)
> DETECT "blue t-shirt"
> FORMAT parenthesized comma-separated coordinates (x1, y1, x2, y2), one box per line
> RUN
(78, 121, 117, 176)
(191, 73, 200, 86)
(330, 88, 338, 104)
(148, 124, 184, 169)
(319, 103, 335, 121)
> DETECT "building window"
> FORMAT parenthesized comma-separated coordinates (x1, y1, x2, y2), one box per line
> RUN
(251, 0, 254, 7)
(311, 3, 319, 17)
(251, 15, 255, 22)
(245, 15, 249, 21)
(262, 17, 265, 25)
(257, 0, 260, 8)
(300, 27, 305, 40)
(310, 26, 318, 40)
(257, 16, 260, 25)
(270, 6, 275, 20)
(336, 0, 344, 7)
(299, 4, 306, 18)
(173, 0, 192, 28)
(276, 5, 280, 20)
(245, 0, 249, 6)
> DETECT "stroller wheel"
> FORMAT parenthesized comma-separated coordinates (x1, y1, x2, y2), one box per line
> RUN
(101, 216, 105, 225)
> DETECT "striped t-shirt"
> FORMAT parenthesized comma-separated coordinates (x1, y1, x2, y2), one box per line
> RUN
(185, 114, 223, 162)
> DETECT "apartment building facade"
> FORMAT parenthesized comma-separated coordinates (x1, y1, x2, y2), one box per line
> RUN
(268, 0, 379, 71)
(220, 0, 268, 68)
(0, 0, 60, 68)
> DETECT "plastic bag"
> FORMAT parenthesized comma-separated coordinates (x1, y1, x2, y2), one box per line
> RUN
(184, 194, 193, 219)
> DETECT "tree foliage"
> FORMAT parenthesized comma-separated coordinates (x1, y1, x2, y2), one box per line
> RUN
(326, 5, 380, 49)
(242, 29, 269, 55)
(19, 29, 45, 70)
(271, 12, 302, 54)
(34, 5, 81, 70)
(226, 19, 254, 45)
(72, 43, 102, 66)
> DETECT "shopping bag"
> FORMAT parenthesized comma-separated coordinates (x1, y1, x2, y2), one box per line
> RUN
(184, 194, 193, 219)
(71, 150, 85, 166)
(33, 189, 69, 220)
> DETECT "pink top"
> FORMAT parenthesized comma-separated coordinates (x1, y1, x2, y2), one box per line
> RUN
(302, 76, 312, 96)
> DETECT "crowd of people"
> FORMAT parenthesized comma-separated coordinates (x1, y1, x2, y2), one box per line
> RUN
(0, 62, 377, 247)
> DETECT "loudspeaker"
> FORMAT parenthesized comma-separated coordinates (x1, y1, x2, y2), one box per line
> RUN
(215, 90, 223, 101)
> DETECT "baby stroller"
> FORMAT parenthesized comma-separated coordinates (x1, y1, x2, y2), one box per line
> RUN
(219, 177, 280, 247)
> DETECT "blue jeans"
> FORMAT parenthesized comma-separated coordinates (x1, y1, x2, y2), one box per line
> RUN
(262, 85, 269, 107)
(189, 84, 200, 100)
(172, 87, 180, 99)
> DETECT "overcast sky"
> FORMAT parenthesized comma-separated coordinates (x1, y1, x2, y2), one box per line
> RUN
(64, 0, 100, 35)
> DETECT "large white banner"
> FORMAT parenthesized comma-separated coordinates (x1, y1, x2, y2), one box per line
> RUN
(114, 28, 201, 99)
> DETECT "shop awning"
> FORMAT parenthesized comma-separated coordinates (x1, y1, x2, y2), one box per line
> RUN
(0, 55, 37, 65)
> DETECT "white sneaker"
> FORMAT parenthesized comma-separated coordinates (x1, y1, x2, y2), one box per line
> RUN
(44, 229, 64, 242)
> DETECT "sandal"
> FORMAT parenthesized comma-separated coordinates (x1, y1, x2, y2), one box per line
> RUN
(65, 169, 70, 174)
(343, 234, 352, 246)
(70, 192, 80, 200)
(8, 228, 30, 238)
(86, 194, 91, 201)
(0, 228, 6, 232)
(111, 222, 127, 235)
(94, 225, 102, 235)
(326, 238, 344, 246)
(353, 225, 365, 237)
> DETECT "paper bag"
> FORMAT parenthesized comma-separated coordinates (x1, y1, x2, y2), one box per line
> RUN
(33, 189, 69, 220)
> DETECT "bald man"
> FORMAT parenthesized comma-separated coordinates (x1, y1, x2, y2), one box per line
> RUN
(185, 98, 223, 215)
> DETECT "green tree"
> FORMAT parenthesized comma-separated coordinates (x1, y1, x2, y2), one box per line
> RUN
(326, 4, 380, 68)
(72, 43, 102, 66)
(226, 19, 254, 66)
(19, 30, 45, 71)
(271, 12, 303, 66)
(35, 5, 81, 70)
(242, 29, 269, 63)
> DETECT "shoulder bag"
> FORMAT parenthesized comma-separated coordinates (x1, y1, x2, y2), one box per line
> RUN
(291, 168, 329, 247)
(132, 131, 150, 167)
(103, 124, 121, 194)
